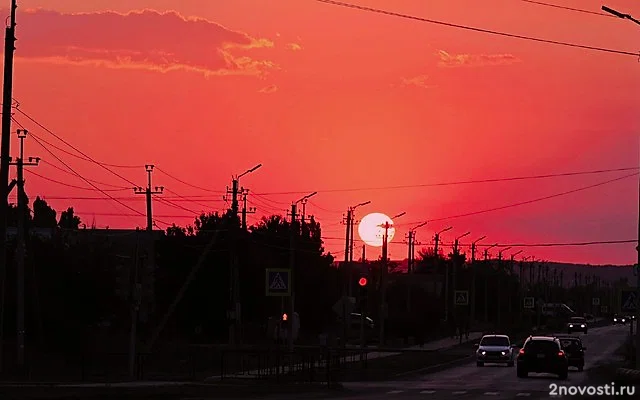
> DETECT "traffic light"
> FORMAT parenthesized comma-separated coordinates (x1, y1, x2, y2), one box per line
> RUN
(357, 273, 369, 297)
(358, 277, 368, 287)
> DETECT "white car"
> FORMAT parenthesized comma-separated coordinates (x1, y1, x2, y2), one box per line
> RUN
(475, 334, 515, 367)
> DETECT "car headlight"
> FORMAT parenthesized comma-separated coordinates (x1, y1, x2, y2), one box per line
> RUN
(481, 351, 486, 355)
(614, 318, 617, 322)
(622, 319, 626, 322)
(569, 324, 573, 327)
(501, 351, 507, 356)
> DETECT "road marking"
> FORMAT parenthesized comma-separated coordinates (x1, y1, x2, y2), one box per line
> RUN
(516, 393, 531, 397)
(420, 390, 436, 394)
(453, 391, 467, 395)
(387, 390, 403, 394)
(484, 392, 500, 396)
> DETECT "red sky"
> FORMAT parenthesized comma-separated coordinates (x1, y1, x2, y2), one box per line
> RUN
(3, 0, 639, 265)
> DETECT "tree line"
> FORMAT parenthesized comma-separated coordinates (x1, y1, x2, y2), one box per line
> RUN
(0, 195, 612, 358)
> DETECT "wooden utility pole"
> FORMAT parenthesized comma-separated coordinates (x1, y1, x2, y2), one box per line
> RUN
(0, 0, 18, 373)
(469, 236, 486, 327)
(240, 188, 255, 231)
(133, 165, 162, 325)
(10, 128, 38, 368)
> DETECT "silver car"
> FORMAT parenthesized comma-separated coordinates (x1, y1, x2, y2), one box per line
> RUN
(475, 334, 515, 367)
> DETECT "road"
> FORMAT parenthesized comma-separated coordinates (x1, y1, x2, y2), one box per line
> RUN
(300, 323, 634, 400)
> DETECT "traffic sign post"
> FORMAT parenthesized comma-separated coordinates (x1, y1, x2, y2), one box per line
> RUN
(265, 268, 291, 297)
(454, 290, 469, 306)
(592, 297, 600, 306)
(621, 289, 638, 313)
(523, 297, 535, 309)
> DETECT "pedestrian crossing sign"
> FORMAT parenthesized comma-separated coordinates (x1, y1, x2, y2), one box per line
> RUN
(454, 290, 469, 306)
(265, 268, 291, 297)
(620, 289, 637, 312)
(523, 297, 534, 309)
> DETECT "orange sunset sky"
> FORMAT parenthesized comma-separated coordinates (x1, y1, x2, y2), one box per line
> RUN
(3, 0, 639, 265)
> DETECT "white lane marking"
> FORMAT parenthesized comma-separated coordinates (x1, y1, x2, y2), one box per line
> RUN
(516, 394, 531, 397)
(387, 390, 404, 394)
(420, 390, 436, 394)
(453, 391, 467, 395)
(484, 392, 500, 396)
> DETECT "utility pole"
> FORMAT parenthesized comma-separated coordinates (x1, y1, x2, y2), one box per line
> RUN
(133, 165, 163, 327)
(128, 229, 141, 379)
(10, 129, 38, 369)
(406, 222, 427, 313)
(435, 226, 452, 321)
(379, 212, 405, 346)
(240, 188, 255, 231)
(469, 236, 486, 327)
(224, 164, 261, 346)
(133, 165, 164, 232)
(288, 192, 316, 351)
(341, 201, 370, 347)
(495, 247, 511, 327)
(509, 250, 522, 323)
(452, 231, 470, 328)
(483, 244, 497, 323)
(0, 0, 18, 373)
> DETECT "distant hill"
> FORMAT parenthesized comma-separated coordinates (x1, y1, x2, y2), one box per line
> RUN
(390, 259, 637, 287)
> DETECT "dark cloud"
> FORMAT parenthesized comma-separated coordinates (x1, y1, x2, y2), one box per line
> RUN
(8, 8, 279, 77)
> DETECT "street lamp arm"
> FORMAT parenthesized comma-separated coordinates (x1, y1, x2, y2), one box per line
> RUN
(238, 163, 262, 179)
(392, 211, 406, 219)
(602, 5, 640, 25)
(473, 235, 487, 244)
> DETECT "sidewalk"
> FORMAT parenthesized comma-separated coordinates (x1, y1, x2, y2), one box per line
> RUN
(207, 332, 483, 380)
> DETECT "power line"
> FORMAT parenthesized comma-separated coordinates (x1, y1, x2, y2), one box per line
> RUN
(519, 0, 615, 17)
(26, 134, 172, 225)
(38, 159, 131, 189)
(312, 0, 638, 57)
(6, 195, 226, 202)
(252, 167, 639, 195)
(399, 172, 639, 226)
(25, 169, 130, 192)
(155, 167, 221, 193)
(14, 109, 142, 186)
(14, 109, 140, 169)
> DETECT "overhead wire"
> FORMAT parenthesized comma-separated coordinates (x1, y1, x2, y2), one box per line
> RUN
(24, 169, 130, 192)
(312, 0, 638, 57)
(251, 167, 640, 195)
(519, 0, 616, 17)
(397, 172, 639, 226)
(154, 166, 222, 193)
(25, 133, 170, 224)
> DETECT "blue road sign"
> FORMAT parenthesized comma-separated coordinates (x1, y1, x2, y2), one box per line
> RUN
(620, 289, 638, 313)
(265, 268, 291, 297)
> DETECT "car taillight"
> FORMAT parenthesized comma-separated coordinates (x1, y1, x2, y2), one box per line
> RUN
(558, 350, 565, 357)
(519, 349, 525, 355)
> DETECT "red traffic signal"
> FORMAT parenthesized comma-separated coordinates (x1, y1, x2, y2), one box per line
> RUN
(358, 277, 368, 287)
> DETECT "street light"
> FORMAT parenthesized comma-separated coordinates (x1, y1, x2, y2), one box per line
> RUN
(238, 163, 262, 179)
(603, 3, 640, 369)
(602, 6, 640, 25)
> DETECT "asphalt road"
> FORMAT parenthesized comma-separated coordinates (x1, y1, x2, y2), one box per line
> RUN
(293, 323, 635, 400)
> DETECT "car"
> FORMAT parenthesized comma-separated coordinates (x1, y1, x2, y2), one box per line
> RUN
(613, 315, 627, 325)
(557, 335, 586, 372)
(475, 334, 516, 367)
(516, 336, 569, 379)
(567, 316, 588, 334)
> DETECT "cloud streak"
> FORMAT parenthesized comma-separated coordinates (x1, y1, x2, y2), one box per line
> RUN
(10, 8, 279, 77)
(437, 50, 521, 68)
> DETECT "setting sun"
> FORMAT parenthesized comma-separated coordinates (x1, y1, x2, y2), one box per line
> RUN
(358, 212, 396, 247)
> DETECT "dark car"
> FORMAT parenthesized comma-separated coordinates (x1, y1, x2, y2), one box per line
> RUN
(516, 336, 569, 379)
(558, 336, 586, 371)
(613, 315, 628, 324)
(567, 316, 588, 334)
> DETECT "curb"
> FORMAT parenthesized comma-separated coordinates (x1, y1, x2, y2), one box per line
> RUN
(615, 368, 640, 384)
(394, 355, 473, 378)
(0, 382, 334, 400)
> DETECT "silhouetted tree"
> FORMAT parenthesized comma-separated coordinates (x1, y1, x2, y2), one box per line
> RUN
(32, 196, 57, 228)
(58, 207, 81, 229)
